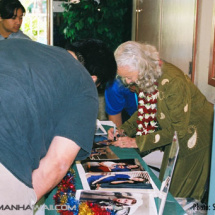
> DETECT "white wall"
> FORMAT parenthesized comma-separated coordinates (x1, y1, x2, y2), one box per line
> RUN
(133, 0, 215, 103)
(195, 0, 215, 104)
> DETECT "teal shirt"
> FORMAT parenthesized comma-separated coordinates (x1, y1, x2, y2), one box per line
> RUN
(0, 39, 98, 187)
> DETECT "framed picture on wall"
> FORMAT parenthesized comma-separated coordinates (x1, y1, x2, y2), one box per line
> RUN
(209, 0, 215, 86)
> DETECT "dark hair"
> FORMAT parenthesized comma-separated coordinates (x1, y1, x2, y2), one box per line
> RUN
(0, 0, 25, 19)
(65, 39, 117, 88)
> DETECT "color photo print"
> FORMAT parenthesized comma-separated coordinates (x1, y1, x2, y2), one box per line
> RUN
(84, 171, 153, 191)
(75, 190, 157, 215)
(76, 158, 157, 193)
(77, 158, 144, 173)
(87, 146, 119, 160)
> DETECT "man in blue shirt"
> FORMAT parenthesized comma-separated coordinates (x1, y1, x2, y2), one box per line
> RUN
(105, 77, 138, 128)
(0, 0, 30, 40)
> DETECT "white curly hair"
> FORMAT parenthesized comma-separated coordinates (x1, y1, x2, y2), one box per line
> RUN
(114, 41, 162, 93)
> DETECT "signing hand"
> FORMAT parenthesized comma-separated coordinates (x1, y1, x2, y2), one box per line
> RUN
(112, 136, 138, 148)
(108, 128, 125, 140)
(108, 127, 117, 140)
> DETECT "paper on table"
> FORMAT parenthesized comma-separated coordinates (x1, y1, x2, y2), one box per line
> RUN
(95, 120, 116, 136)
(99, 120, 116, 127)
(95, 119, 107, 135)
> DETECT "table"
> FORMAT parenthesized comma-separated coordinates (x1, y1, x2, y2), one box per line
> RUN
(44, 145, 185, 215)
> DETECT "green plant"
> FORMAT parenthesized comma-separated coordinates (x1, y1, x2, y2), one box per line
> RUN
(62, 0, 132, 51)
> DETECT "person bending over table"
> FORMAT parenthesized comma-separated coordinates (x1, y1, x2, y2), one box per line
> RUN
(105, 77, 138, 128)
(108, 41, 213, 203)
(0, 0, 31, 40)
(0, 38, 116, 215)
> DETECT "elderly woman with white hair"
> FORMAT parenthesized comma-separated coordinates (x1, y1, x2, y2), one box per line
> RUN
(108, 41, 213, 203)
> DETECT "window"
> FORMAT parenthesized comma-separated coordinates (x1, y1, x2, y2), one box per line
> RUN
(20, 0, 48, 44)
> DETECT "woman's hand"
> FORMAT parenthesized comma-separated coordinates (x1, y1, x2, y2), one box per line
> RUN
(108, 127, 116, 140)
(112, 136, 138, 148)
(108, 128, 126, 140)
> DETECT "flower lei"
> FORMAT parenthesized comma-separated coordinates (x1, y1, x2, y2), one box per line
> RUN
(53, 167, 115, 215)
(136, 86, 159, 136)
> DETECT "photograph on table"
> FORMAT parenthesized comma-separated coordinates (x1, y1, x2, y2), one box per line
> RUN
(87, 146, 119, 160)
(76, 158, 144, 173)
(75, 190, 157, 215)
(94, 139, 115, 147)
(84, 171, 154, 191)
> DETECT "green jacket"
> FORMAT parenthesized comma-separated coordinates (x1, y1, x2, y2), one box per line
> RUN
(121, 62, 214, 200)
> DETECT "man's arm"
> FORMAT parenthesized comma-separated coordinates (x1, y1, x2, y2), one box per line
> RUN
(32, 136, 80, 201)
(108, 113, 122, 128)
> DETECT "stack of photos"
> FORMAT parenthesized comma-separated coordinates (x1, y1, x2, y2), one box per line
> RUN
(75, 190, 157, 215)
(74, 132, 180, 215)
(76, 158, 158, 193)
